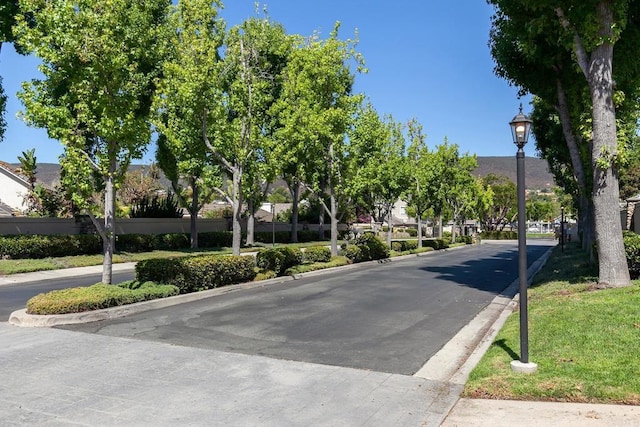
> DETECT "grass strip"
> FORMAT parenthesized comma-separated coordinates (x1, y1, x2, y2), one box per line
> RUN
(463, 242, 640, 404)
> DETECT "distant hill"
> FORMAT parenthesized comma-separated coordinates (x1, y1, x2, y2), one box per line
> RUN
(474, 156, 555, 190)
(8, 156, 556, 192)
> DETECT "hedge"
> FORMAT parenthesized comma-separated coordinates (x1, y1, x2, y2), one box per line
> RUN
(0, 228, 339, 259)
(480, 231, 518, 240)
(135, 254, 256, 293)
(344, 234, 390, 263)
(0, 234, 101, 259)
(253, 230, 327, 244)
(422, 239, 449, 250)
(303, 246, 331, 263)
(256, 249, 287, 274)
(26, 281, 179, 315)
(256, 247, 304, 275)
(623, 231, 640, 279)
(0, 231, 239, 259)
(391, 240, 420, 252)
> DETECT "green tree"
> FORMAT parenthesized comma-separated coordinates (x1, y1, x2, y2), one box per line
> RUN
(488, 0, 636, 286)
(526, 194, 557, 222)
(433, 142, 479, 243)
(479, 173, 517, 232)
(204, 13, 290, 254)
(350, 110, 405, 242)
(348, 105, 408, 246)
(15, 0, 170, 284)
(15, 148, 38, 212)
(403, 118, 432, 247)
(271, 24, 364, 255)
(153, 0, 225, 249)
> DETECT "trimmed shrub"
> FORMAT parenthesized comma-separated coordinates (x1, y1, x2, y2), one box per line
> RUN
(278, 247, 303, 268)
(404, 240, 419, 251)
(343, 245, 363, 263)
(253, 230, 325, 244)
(255, 231, 291, 244)
(623, 231, 640, 279)
(354, 233, 390, 260)
(407, 228, 418, 237)
(158, 233, 190, 250)
(256, 247, 303, 275)
(480, 231, 518, 240)
(286, 255, 349, 275)
(116, 234, 158, 253)
(256, 249, 287, 274)
(198, 231, 233, 248)
(457, 235, 473, 244)
(423, 239, 449, 250)
(391, 240, 418, 252)
(136, 254, 256, 293)
(0, 234, 102, 259)
(303, 245, 331, 263)
(26, 281, 179, 315)
(344, 234, 390, 263)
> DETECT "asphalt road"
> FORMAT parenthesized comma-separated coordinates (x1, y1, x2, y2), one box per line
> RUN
(59, 241, 554, 375)
(0, 271, 135, 319)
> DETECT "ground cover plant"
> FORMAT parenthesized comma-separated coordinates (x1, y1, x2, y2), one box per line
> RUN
(463, 242, 640, 404)
(26, 281, 179, 315)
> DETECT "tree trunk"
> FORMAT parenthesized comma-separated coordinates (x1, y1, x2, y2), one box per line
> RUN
(330, 190, 338, 256)
(585, 5, 630, 286)
(556, 77, 595, 253)
(190, 179, 199, 249)
(417, 214, 423, 248)
(246, 199, 255, 246)
(290, 181, 299, 243)
(318, 209, 325, 240)
(231, 166, 243, 256)
(451, 210, 457, 244)
(386, 203, 393, 247)
(438, 215, 443, 239)
(102, 156, 116, 285)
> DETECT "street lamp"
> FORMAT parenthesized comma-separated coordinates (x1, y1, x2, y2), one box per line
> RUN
(509, 104, 538, 374)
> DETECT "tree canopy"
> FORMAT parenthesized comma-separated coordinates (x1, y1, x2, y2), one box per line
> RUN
(488, 0, 638, 286)
(15, 0, 170, 283)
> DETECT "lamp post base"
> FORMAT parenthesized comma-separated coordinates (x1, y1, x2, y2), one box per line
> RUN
(510, 360, 538, 374)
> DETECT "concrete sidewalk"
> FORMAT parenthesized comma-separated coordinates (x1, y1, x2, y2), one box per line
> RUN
(2, 243, 638, 425)
(0, 322, 444, 426)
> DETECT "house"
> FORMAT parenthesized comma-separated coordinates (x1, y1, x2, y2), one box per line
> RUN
(0, 163, 29, 216)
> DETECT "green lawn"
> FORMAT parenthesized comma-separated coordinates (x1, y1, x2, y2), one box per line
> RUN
(463, 242, 640, 404)
(0, 241, 342, 276)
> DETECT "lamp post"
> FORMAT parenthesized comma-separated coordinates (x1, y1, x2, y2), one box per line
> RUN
(509, 105, 538, 374)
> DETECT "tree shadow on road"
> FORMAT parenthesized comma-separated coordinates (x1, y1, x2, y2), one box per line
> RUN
(419, 243, 553, 296)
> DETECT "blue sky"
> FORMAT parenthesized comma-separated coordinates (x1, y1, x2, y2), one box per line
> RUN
(0, 0, 532, 164)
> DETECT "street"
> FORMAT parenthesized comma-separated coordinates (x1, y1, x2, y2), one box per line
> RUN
(59, 241, 554, 375)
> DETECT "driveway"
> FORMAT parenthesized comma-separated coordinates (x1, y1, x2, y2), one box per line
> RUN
(60, 241, 554, 375)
